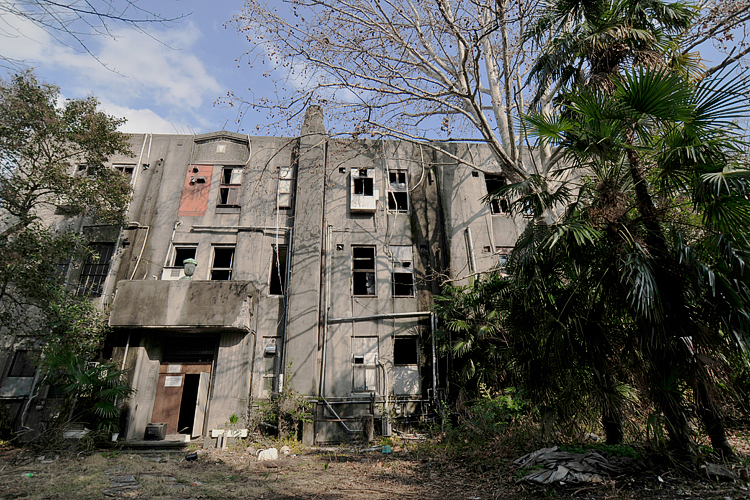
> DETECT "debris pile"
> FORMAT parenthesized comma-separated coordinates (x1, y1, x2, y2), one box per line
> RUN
(514, 446, 642, 484)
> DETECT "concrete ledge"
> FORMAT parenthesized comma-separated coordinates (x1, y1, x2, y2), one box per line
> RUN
(110, 280, 257, 329)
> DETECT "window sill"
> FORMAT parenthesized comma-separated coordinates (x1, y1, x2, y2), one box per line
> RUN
(216, 206, 241, 214)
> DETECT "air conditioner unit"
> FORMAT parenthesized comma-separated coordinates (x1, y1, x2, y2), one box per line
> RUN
(350, 168, 378, 213)
(161, 267, 186, 281)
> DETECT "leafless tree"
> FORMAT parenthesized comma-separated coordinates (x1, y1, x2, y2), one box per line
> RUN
(0, 0, 188, 69)
(229, 0, 546, 182)
(228, 0, 750, 181)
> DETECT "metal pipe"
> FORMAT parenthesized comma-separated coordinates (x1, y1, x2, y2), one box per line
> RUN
(162, 221, 182, 269)
(431, 312, 438, 401)
(279, 227, 293, 391)
(319, 225, 332, 398)
(465, 227, 477, 278)
(316, 138, 329, 397)
(190, 225, 291, 232)
(320, 397, 358, 433)
(129, 225, 150, 280)
(328, 311, 432, 323)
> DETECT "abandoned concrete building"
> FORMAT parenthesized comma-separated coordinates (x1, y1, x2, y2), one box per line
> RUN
(0, 107, 531, 444)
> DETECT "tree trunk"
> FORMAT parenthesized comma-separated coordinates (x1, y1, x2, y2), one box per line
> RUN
(602, 407, 624, 445)
(696, 377, 734, 458)
(626, 140, 697, 460)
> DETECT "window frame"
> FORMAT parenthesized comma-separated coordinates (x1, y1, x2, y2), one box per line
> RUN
(171, 245, 198, 267)
(277, 166, 295, 209)
(268, 244, 288, 296)
(393, 337, 419, 366)
(387, 169, 409, 213)
(77, 242, 115, 296)
(390, 245, 414, 297)
(352, 245, 377, 296)
(217, 166, 242, 207)
(484, 174, 509, 215)
(113, 164, 135, 178)
(8, 350, 37, 378)
(210, 246, 235, 280)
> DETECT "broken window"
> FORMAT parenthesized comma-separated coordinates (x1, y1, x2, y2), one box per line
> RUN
(391, 245, 414, 297)
(269, 245, 288, 295)
(77, 242, 115, 296)
(114, 164, 135, 177)
(387, 170, 409, 213)
(353, 177, 374, 196)
(218, 167, 242, 206)
(277, 166, 294, 209)
(352, 337, 378, 393)
(394, 337, 419, 365)
(8, 350, 36, 377)
(484, 174, 509, 214)
(351, 168, 377, 212)
(352, 246, 376, 296)
(172, 246, 197, 267)
(211, 246, 235, 280)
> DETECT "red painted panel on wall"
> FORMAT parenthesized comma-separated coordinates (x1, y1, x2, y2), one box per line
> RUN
(178, 165, 213, 216)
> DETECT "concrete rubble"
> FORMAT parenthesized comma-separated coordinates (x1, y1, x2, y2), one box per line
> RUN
(257, 447, 279, 461)
(514, 446, 642, 485)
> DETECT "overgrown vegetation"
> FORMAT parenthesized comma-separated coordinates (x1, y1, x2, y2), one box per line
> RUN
(0, 71, 132, 442)
(250, 363, 313, 440)
(434, 0, 750, 467)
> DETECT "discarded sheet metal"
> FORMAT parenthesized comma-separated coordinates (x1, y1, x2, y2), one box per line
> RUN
(514, 446, 642, 485)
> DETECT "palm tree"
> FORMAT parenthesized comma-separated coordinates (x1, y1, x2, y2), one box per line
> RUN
(526, 0, 696, 100)
(512, 66, 750, 458)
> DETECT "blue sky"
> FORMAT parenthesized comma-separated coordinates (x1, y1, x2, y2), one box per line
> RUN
(0, 1, 733, 137)
(1, 1, 262, 134)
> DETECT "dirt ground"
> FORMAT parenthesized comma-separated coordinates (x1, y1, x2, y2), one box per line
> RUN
(0, 438, 749, 500)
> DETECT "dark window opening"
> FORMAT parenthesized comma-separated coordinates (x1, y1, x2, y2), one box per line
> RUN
(269, 245, 288, 295)
(218, 167, 241, 207)
(471, 171, 479, 177)
(211, 247, 235, 280)
(8, 350, 36, 377)
(392, 273, 414, 296)
(353, 177, 374, 196)
(388, 192, 408, 212)
(218, 186, 240, 206)
(114, 165, 135, 176)
(173, 247, 197, 267)
(78, 242, 115, 295)
(353, 355, 364, 365)
(222, 167, 241, 185)
(394, 338, 419, 365)
(389, 171, 406, 186)
(485, 174, 509, 214)
(352, 246, 376, 295)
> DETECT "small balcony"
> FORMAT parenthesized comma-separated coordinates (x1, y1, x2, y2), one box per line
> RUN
(109, 280, 258, 330)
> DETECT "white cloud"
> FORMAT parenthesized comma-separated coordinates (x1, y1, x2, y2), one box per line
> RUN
(1, 13, 223, 130)
(97, 98, 189, 134)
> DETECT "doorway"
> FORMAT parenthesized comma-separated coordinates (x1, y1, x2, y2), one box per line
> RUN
(151, 363, 211, 437)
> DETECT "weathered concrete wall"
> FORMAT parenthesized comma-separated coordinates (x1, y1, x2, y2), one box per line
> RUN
(110, 280, 257, 329)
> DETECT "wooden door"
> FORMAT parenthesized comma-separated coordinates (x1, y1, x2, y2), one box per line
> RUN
(192, 372, 210, 438)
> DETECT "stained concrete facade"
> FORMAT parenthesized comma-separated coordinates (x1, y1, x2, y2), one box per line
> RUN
(0, 107, 530, 444)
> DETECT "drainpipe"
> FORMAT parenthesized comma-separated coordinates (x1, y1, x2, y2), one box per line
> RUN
(128, 223, 150, 280)
(162, 221, 183, 269)
(278, 227, 292, 393)
(431, 312, 438, 400)
(464, 227, 477, 283)
(319, 225, 332, 398)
